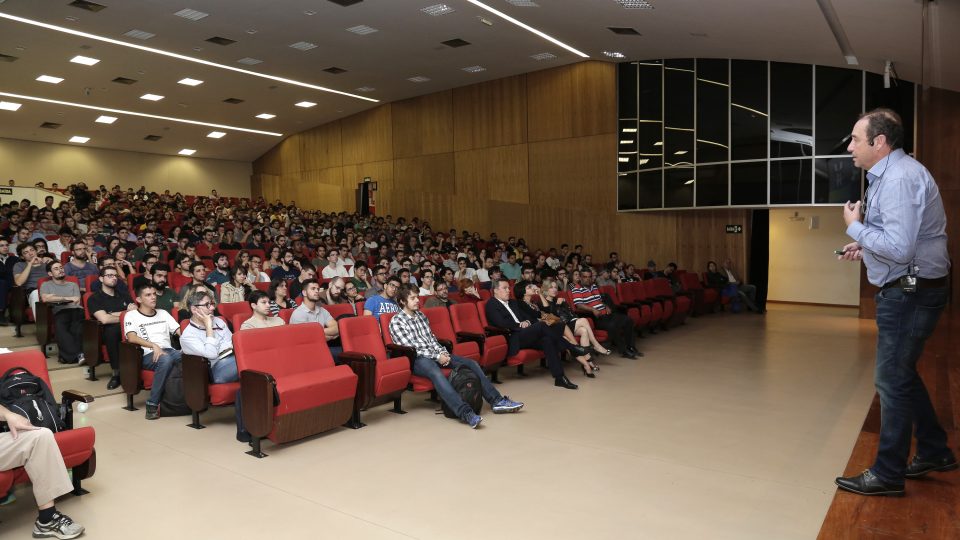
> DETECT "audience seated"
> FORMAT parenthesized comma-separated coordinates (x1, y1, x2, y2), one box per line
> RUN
(289, 279, 341, 356)
(363, 275, 401, 321)
(123, 283, 183, 420)
(570, 269, 641, 360)
(240, 291, 284, 330)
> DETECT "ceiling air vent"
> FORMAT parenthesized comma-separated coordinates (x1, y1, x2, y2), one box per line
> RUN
(328, 0, 363, 6)
(0, 53, 18, 62)
(442, 38, 470, 48)
(608, 27, 641, 35)
(144, 135, 163, 141)
(206, 36, 236, 46)
(69, 0, 107, 12)
(223, 98, 245, 104)
(323, 66, 347, 74)
(112, 76, 137, 85)
(40, 122, 62, 129)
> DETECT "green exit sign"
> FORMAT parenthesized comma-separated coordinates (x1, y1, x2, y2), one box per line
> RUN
(725, 224, 743, 234)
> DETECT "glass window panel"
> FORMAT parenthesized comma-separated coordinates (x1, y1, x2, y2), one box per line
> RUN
(618, 172, 639, 211)
(865, 73, 914, 154)
(816, 66, 861, 155)
(731, 161, 767, 205)
(636, 122, 662, 169)
(664, 58, 694, 71)
(731, 60, 767, 161)
(637, 169, 663, 209)
(664, 167, 695, 208)
(697, 59, 729, 163)
(770, 62, 812, 158)
(618, 119, 638, 173)
(770, 158, 812, 204)
(638, 62, 662, 121)
(665, 130, 694, 168)
(618, 63, 638, 119)
(696, 164, 728, 207)
(664, 66, 694, 130)
(815, 157, 861, 204)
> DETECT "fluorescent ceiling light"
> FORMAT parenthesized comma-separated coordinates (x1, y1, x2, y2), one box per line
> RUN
(178, 77, 203, 86)
(653, 141, 663, 146)
(70, 55, 99, 66)
(407, 76, 430, 83)
(140, 93, 164, 101)
(289, 41, 318, 51)
(236, 57, 263, 65)
(95, 115, 117, 124)
(506, 0, 539, 5)
(844, 55, 859, 65)
(684, 179, 695, 185)
(531, 52, 556, 61)
(0, 12, 378, 103)
(674, 150, 688, 155)
(462, 65, 486, 73)
(622, 128, 637, 133)
(0, 101, 22, 111)
(346, 25, 378, 35)
(295, 101, 316, 108)
(36, 75, 64, 84)
(207, 131, 226, 138)
(173, 8, 209, 21)
(255, 113, 275, 119)
(465, 0, 588, 58)
(603, 51, 626, 59)
(355, 86, 375, 92)
(123, 29, 155, 40)
(69, 136, 90, 143)
(638, 158, 649, 165)
(618, 157, 629, 162)
(178, 149, 196, 156)
(421, 4, 455, 16)
(615, 0, 654, 8)
(0, 91, 282, 137)
(620, 139, 634, 144)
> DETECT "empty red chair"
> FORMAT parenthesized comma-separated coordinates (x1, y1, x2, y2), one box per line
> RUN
(449, 303, 508, 383)
(253, 282, 270, 292)
(338, 316, 412, 428)
(702, 272, 733, 308)
(168, 272, 191, 292)
(619, 281, 664, 332)
(477, 300, 544, 377)
(423, 306, 482, 363)
(180, 319, 240, 430)
(0, 351, 97, 495)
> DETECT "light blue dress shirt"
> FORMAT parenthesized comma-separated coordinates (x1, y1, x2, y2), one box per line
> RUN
(846, 149, 950, 286)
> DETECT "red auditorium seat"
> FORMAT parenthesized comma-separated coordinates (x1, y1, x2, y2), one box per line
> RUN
(325, 301, 365, 320)
(278, 308, 295, 324)
(217, 301, 252, 330)
(178, 318, 240, 430)
(477, 300, 544, 377)
(648, 278, 691, 327)
(702, 272, 733, 309)
(0, 351, 97, 496)
(117, 310, 155, 411)
(617, 281, 662, 333)
(79, 292, 112, 381)
(680, 273, 718, 315)
(337, 316, 412, 428)
(378, 311, 448, 396)
(448, 303, 507, 382)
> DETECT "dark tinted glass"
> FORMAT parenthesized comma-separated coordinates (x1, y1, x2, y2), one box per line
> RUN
(618, 119, 638, 173)
(664, 65, 694, 130)
(664, 167, 695, 208)
(618, 172, 639, 210)
(637, 63, 663, 169)
(770, 62, 812, 158)
(697, 59, 729, 164)
(731, 60, 767, 161)
(696, 164, 728, 206)
(770, 158, 812, 204)
(815, 157, 861, 204)
(731, 161, 767, 205)
(618, 63, 639, 119)
(816, 66, 861, 155)
(637, 169, 663, 209)
(864, 73, 914, 153)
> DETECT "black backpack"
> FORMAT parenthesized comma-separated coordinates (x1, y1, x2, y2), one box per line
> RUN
(158, 362, 191, 417)
(0, 367, 66, 433)
(440, 365, 483, 419)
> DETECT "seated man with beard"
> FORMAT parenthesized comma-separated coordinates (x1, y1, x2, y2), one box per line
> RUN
(87, 266, 137, 389)
(148, 265, 178, 312)
(63, 240, 98, 291)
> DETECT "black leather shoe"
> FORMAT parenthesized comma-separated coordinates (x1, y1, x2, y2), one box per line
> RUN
(554, 375, 578, 390)
(621, 350, 638, 359)
(236, 430, 252, 443)
(835, 470, 904, 497)
(905, 454, 958, 479)
(569, 344, 590, 357)
(106, 376, 121, 390)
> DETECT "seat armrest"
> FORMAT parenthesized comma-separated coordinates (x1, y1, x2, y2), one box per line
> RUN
(484, 326, 510, 336)
(240, 369, 276, 439)
(385, 343, 417, 370)
(118, 342, 144, 395)
(182, 353, 212, 414)
(81, 319, 104, 365)
(60, 390, 94, 429)
(339, 352, 377, 410)
(456, 331, 486, 353)
(437, 339, 453, 353)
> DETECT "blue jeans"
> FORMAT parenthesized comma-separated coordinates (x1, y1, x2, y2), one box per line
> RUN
(413, 355, 502, 420)
(210, 355, 239, 384)
(871, 285, 951, 483)
(142, 348, 183, 407)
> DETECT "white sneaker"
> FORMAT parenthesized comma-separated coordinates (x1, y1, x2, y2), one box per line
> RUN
(33, 511, 85, 539)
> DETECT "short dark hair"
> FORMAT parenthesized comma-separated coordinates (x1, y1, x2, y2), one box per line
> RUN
(373, 264, 387, 276)
(385, 275, 402, 286)
(300, 278, 320, 292)
(16, 243, 31, 257)
(71, 240, 85, 250)
(859, 108, 904, 150)
(492, 277, 510, 290)
(99, 266, 118, 277)
(248, 290, 269, 305)
(190, 261, 207, 273)
(46, 260, 61, 273)
(135, 282, 156, 297)
(667, 262, 678, 270)
(521, 263, 535, 273)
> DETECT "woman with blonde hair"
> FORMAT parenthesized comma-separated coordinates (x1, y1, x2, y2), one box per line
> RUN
(540, 278, 611, 364)
(517, 282, 597, 377)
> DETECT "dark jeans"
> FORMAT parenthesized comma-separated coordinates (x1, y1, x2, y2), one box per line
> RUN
(102, 323, 121, 370)
(413, 355, 502, 420)
(142, 348, 183, 407)
(871, 285, 951, 483)
(514, 321, 570, 378)
(0, 277, 9, 312)
(595, 312, 635, 353)
(54, 308, 85, 361)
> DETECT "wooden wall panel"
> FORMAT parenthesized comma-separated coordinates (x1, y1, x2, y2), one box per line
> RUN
(528, 134, 616, 211)
(527, 62, 617, 142)
(392, 91, 454, 159)
(453, 75, 527, 151)
(486, 201, 529, 241)
(393, 153, 455, 194)
(341, 106, 393, 165)
(279, 136, 303, 175)
(455, 144, 528, 204)
(299, 122, 343, 171)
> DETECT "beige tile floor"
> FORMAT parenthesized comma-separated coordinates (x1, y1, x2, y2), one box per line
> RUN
(0, 305, 878, 540)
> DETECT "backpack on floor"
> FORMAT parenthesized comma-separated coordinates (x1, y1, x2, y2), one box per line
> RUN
(158, 362, 192, 417)
(0, 367, 66, 433)
(440, 365, 483, 419)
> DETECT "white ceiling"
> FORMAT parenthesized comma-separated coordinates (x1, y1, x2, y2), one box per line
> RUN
(0, 0, 956, 163)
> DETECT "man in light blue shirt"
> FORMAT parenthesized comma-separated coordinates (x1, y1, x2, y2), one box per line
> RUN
(835, 108, 954, 497)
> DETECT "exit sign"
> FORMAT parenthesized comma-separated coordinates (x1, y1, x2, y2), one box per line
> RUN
(725, 224, 743, 234)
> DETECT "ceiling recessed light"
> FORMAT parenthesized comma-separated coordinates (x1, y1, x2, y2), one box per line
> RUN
(173, 8, 209, 21)
(505, 0, 539, 6)
(346, 25, 378, 35)
(178, 77, 203, 86)
(140, 93, 164, 101)
(603, 51, 626, 58)
(618, 157, 629, 163)
(530, 52, 556, 61)
(236, 57, 263, 65)
(355, 86, 375, 92)
(622, 128, 637, 133)
(207, 131, 226, 138)
(407, 76, 430, 83)
(0, 101, 22, 111)
(303, 10, 317, 15)
(245, 28, 258, 35)
(421, 4, 455, 16)
(620, 139, 634, 144)
(178, 148, 196, 156)
(464, 0, 588, 57)
(69, 136, 90, 143)
(36, 75, 64, 84)
(295, 101, 316, 108)
(95, 115, 117, 123)
(674, 150, 688, 155)
(123, 29, 156, 40)
(255, 113, 275, 119)
(289, 41, 318, 51)
(462, 65, 486, 73)
(614, 0, 654, 8)
(70, 55, 100, 66)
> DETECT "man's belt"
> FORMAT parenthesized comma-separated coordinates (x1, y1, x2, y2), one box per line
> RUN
(881, 275, 948, 290)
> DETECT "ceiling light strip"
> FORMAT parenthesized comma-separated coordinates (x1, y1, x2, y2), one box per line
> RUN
(0, 11, 378, 103)
(0, 91, 283, 137)
(464, 0, 588, 58)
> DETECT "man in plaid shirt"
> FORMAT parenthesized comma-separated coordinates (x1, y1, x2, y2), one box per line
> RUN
(389, 283, 523, 428)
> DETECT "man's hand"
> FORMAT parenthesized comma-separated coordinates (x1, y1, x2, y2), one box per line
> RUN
(437, 352, 451, 366)
(843, 200, 862, 227)
(3, 411, 38, 440)
(838, 241, 863, 262)
(151, 344, 164, 363)
(519, 320, 531, 329)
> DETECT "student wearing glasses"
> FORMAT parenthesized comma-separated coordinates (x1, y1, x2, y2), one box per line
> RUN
(180, 290, 238, 385)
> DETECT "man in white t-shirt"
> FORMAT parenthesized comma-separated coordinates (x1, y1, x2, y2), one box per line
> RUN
(321, 249, 354, 279)
(123, 282, 183, 420)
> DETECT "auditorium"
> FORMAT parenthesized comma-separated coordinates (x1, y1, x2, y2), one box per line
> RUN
(0, 1, 957, 539)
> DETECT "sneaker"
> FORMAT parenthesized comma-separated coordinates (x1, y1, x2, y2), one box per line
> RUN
(145, 404, 160, 420)
(465, 412, 483, 429)
(492, 396, 524, 414)
(75, 353, 86, 366)
(33, 511, 85, 539)
(0, 491, 15, 506)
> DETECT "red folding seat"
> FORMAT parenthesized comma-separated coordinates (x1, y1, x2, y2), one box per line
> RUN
(338, 316, 412, 428)
(34, 276, 82, 355)
(125, 274, 142, 299)
(680, 273, 718, 315)
(83, 275, 99, 294)
(477, 300, 544, 377)
(59, 252, 71, 264)
(278, 308, 295, 324)
(449, 303, 507, 383)
(117, 310, 156, 411)
(218, 301, 252, 330)
(617, 281, 662, 333)
(79, 292, 113, 382)
(423, 307, 481, 363)
(252, 281, 270, 292)
(702, 272, 732, 308)
(648, 278, 691, 327)
(180, 320, 240, 430)
(378, 312, 448, 396)
(0, 351, 97, 495)
(325, 301, 365, 320)
(557, 291, 611, 342)
(168, 272, 191, 292)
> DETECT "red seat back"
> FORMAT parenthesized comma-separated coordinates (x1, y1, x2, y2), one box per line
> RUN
(0, 350, 53, 388)
(450, 303, 484, 335)
(339, 316, 387, 364)
(278, 307, 295, 324)
(218, 301, 252, 325)
(680, 273, 702, 291)
(253, 282, 270, 292)
(423, 307, 456, 343)
(325, 301, 364, 320)
(477, 300, 493, 328)
(379, 312, 397, 345)
(234, 324, 336, 378)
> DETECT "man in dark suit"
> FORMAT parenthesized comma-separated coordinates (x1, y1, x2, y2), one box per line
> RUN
(485, 278, 583, 390)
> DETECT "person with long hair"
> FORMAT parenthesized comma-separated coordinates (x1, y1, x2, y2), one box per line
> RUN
(220, 265, 252, 304)
(265, 245, 282, 270)
(540, 278, 611, 362)
(267, 277, 296, 317)
(517, 282, 597, 377)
